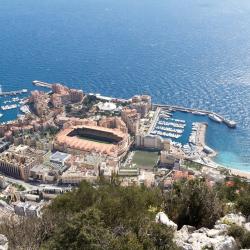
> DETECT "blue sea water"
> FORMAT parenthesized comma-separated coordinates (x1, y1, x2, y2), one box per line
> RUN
(0, 0, 250, 170)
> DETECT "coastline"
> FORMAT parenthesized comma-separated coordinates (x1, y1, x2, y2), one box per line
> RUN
(206, 158, 250, 180)
(0, 87, 249, 179)
(202, 130, 250, 179)
(191, 120, 250, 179)
(153, 104, 250, 177)
(228, 168, 250, 179)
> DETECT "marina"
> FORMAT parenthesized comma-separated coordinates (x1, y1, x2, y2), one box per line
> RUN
(148, 107, 218, 162)
(153, 104, 237, 128)
(147, 106, 227, 164)
(150, 109, 186, 140)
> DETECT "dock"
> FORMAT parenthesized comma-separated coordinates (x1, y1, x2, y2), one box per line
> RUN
(153, 104, 236, 128)
(196, 123, 216, 156)
(32, 80, 53, 89)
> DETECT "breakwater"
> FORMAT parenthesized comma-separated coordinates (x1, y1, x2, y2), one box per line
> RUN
(32, 80, 52, 89)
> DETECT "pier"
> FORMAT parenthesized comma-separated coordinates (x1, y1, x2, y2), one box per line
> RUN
(32, 80, 53, 89)
(153, 104, 236, 128)
(195, 123, 216, 156)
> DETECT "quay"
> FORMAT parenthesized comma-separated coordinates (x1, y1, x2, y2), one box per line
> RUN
(196, 123, 216, 157)
(32, 80, 53, 89)
(148, 107, 161, 135)
(153, 104, 236, 128)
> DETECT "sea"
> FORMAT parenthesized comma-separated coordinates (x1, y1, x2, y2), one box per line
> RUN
(0, 0, 250, 171)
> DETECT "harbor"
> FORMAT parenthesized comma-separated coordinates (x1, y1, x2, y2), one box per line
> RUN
(148, 107, 216, 162)
(0, 82, 247, 171)
(0, 85, 30, 120)
(153, 104, 237, 128)
(150, 109, 186, 140)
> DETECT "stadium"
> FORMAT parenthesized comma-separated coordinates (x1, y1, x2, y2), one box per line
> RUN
(53, 125, 129, 157)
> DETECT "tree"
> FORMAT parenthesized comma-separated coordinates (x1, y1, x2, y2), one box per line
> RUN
(0, 211, 57, 250)
(237, 192, 250, 217)
(111, 232, 144, 250)
(165, 179, 223, 228)
(0, 181, 177, 249)
(228, 224, 250, 249)
(42, 208, 114, 250)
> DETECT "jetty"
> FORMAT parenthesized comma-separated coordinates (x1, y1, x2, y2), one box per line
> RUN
(32, 80, 53, 89)
(153, 104, 237, 128)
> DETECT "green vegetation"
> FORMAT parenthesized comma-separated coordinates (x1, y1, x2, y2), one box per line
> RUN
(132, 150, 159, 169)
(0, 196, 10, 204)
(228, 224, 250, 249)
(1, 178, 250, 249)
(12, 183, 26, 191)
(67, 95, 98, 118)
(215, 177, 250, 216)
(237, 192, 250, 217)
(218, 167, 230, 176)
(164, 178, 223, 228)
(182, 160, 203, 171)
(47, 126, 59, 136)
(0, 181, 178, 250)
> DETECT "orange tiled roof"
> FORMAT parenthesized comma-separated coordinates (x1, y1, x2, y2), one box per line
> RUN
(172, 170, 194, 181)
(54, 125, 128, 157)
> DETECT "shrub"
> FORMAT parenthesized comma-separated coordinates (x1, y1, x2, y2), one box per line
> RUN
(1, 181, 178, 249)
(165, 179, 223, 229)
(237, 193, 250, 217)
(228, 224, 250, 249)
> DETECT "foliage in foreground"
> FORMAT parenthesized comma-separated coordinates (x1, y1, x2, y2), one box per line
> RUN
(0, 182, 178, 250)
(228, 224, 250, 249)
(1, 178, 250, 249)
(215, 177, 250, 216)
(165, 178, 223, 229)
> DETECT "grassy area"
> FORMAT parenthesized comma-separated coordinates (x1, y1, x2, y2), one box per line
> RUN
(132, 150, 159, 169)
(183, 160, 203, 171)
(0, 196, 10, 204)
(12, 183, 26, 191)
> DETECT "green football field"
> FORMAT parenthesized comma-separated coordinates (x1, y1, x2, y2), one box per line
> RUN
(131, 150, 159, 169)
